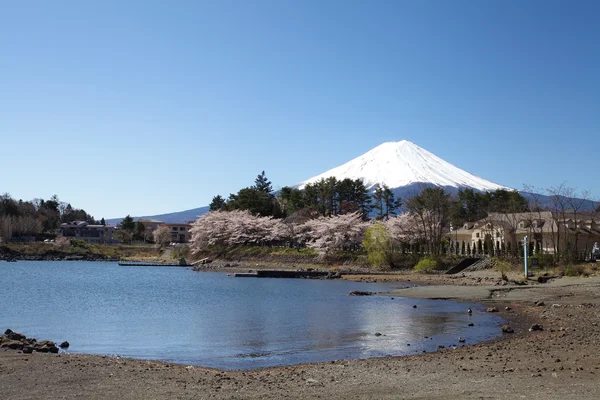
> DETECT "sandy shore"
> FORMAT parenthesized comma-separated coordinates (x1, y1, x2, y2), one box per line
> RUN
(2, 272, 600, 399)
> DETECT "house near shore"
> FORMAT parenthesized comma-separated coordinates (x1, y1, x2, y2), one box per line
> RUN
(160, 223, 192, 243)
(137, 219, 163, 243)
(59, 221, 118, 244)
(447, 211, 600, 258)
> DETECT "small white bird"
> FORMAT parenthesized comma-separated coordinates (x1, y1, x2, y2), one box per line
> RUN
(467, 308, 473, 314)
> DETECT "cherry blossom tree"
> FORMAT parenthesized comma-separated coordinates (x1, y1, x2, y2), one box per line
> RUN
(297, 212, 368, 255)
(153, 225, 172, 247)
(189, 210, 290, 254)
(384, 212, 424, 247)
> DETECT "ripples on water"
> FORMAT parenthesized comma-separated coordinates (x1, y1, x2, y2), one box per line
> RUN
(0, 261, 502, 369)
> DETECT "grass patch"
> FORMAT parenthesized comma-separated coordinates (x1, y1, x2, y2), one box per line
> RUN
(563, 264, 587, 277)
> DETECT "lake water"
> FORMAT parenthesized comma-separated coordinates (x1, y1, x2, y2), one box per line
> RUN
(0, 261, 502, 370)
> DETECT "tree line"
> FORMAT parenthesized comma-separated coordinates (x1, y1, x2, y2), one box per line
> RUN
(0, 193, 103, 242)
(209, 171, 402, 220)
(200, 171, 600, 264)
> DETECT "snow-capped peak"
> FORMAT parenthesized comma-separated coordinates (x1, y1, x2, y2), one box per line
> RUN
(298, 140, 511, 192)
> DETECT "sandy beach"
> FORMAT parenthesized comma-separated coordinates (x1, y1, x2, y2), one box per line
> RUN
(2, 271, 600, 399)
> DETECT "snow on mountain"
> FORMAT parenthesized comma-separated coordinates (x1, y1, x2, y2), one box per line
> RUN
(298, 140, 511, 192)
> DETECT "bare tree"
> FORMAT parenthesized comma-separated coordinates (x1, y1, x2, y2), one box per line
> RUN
(405, 188, 451, 255)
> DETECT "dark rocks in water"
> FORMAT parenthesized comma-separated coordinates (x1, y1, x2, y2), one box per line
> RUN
(374, 332, 382, 337)
(59, 341, 70, 348)
(529, 324, 544, 332)
(7, 332, 26, 341)
(412, 305, 417, 308)
(4, 329, 26, 341)
(458, 337, 466, 343)
(468, 323, 475, 327)
(501, 325, 515, 333)
(486, 307, 499, 313)
(349, 290, 375, 296)
(1, 329, 64, 355)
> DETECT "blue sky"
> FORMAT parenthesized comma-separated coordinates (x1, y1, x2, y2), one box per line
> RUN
(1, 0, 599, 219)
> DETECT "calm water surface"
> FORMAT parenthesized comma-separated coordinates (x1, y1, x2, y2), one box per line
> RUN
(0, 261, 502, 369)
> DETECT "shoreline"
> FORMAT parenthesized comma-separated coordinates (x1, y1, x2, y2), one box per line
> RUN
(2, 271, 600, 398)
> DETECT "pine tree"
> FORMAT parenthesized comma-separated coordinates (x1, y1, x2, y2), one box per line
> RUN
(382, 185, 401, 218)
(372, 185, 384, 220)
(119, 215, 135, 231)
(209, 195, 226, 211)
(254, 171, 273, 194)
(351, 179, 372, 220)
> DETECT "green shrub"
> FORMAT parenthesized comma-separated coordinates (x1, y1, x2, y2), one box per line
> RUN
(69, 239, 90, 249)
(535, 254, 555, 268)
(495, 259, 512, 280)
(564, 264, 586, 276)
(414, 256, 438, 273)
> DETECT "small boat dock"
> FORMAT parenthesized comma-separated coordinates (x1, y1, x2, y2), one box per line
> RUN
(233, 270, 335, 279)
(118, 262, 189, 267)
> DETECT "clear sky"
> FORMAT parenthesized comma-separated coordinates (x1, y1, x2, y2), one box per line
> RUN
(1, 0, 599, 219)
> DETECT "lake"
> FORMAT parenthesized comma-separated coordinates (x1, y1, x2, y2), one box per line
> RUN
(0, 261, 502, 370)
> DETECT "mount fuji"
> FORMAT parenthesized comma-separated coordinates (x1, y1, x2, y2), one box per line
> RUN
(298, 140, 511, 194)
(107, 141, 512, 224)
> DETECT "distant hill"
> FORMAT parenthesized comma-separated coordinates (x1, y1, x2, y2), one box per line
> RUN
(105, 206, 209, 226)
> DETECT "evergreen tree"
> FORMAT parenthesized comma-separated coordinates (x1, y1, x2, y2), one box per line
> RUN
(119, 215, 135, 231)
(209, 195, 226, 211)
(372, 185, 384, 220)
(254, 171, 273, 194)
(382, 185, 401, 218)
(227, 187, 274, 216)
(336, 178, 356, 214)
(100, 217, 106, 226)
(278, 187, 306, 216)
(352, 179, 372, 220)
(134, 221, 146, 242)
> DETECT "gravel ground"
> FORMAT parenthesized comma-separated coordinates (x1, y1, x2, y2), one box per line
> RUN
(2, 274, 600, 399)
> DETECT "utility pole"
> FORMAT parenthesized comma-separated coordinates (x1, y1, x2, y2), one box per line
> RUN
(523, 235, 528, 278)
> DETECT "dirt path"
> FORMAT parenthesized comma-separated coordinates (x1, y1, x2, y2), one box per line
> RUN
(2, 274, 600, 399)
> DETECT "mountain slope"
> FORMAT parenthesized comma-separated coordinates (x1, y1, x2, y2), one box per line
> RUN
(298, 140, 511, 192)
(105, 206, 209, 226)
